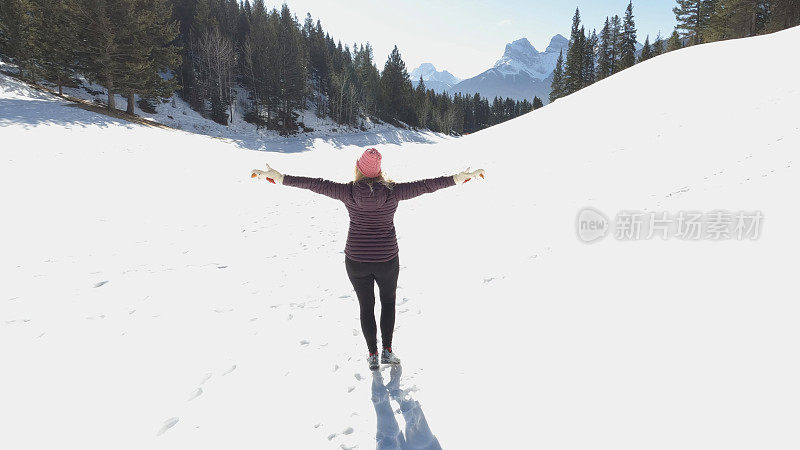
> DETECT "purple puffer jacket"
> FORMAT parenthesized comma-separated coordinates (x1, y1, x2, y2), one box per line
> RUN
(282, 174, 456, 263)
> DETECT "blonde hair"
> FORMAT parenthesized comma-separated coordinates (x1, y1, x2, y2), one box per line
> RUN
(354, 165, 395, 193)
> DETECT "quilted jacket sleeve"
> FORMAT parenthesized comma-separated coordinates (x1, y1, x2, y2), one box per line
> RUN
(394, 175, 456, 201)
(282, 175, 351, 202)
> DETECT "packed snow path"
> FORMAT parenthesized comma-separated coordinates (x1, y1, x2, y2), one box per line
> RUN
(2, 26, 800, 449)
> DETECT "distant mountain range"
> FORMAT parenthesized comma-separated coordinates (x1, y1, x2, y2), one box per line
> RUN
(449, 35, 568, 105)
(410, 63, 461, 93)
(415, 34, 645, 105)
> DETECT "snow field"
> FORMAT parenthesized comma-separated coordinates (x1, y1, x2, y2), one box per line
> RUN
(2, 25, 800, 449)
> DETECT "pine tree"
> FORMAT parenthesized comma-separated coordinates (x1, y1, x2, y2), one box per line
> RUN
(502, 97, 514, 123)
(73, 0, 120, 109)
(709, 0, 771, 40)
(532, 96, 544, 109)
(563, 8, 584, 95)
(549, 49, 565, 103)
(451, 93, 464, 134)
(33, 0, 78, 95)
(673, 0, 715, 45)
(652, 32, 664, 56)
(582, 29, 597, 86)
(609, 15, 622, 75)
(666, 29, 684, 51)
(380, 45, 412, 124)
(459, 93, 473, 133)
(597, 17, 612, 79)
(244, 2, 281, 124)
(414, 76, 432, 129)
(753, 0, 772, 33)
(638, 35, 652, 62)
(434, 92, 455, 134)
(193, 0, 214, 35)
(0, 0, 39, 79)
(275, 4, 306, 133)
(305, 15, 328, 115)
(619, 1, 638, 71)
(489, 96, 501, 126)
(475, 94, 486, 130)
(129, 0, 181, 114)
(172, 0, 203, 109)
(73, 0, 179, 113)
(354, 42, 380, 119)
(0, 0, 11, 56)
(235, 1, 251, 49)
(766, 0, 800, 31)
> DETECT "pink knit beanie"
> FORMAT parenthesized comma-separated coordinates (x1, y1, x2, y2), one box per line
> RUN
(357, 148, 382, 178)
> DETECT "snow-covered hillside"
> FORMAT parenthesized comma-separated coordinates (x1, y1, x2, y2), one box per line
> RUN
(2, 25, 799, 450)
(0, 58, 442, 150)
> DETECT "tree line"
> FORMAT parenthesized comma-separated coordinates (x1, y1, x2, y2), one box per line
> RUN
(0, 0, 179, 110)
(673, 0, 797, 44)
(0, 0, 541, 135)
(550, 0, 799, 103)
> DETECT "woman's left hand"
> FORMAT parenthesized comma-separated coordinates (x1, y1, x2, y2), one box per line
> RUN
(251, 163, 284, 184)
(453, 167, 485, 184)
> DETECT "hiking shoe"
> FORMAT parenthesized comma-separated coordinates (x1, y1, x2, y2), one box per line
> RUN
(368, 352, 380, 370)
(381, 347, 401, 365)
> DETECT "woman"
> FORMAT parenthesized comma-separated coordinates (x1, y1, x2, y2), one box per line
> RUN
(251, 148, 485, 370)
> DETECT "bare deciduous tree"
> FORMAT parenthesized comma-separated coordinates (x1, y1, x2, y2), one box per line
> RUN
(193, 28, 236, 124)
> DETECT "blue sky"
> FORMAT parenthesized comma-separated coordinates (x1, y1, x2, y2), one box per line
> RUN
(281, 0, 678, 79)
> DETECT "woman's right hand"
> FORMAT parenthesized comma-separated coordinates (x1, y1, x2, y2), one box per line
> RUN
(453, 167, 485, 184)
(251, 163, 284, 184)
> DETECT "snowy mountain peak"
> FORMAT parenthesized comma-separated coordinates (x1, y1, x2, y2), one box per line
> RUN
(410, 63, 461, 93)
(411, 63, 438, 79)
(545, 34, 569, 54)
(450, 33, 568, 103)
(492, 34, 564, 81)
(504, 37, 538, 57)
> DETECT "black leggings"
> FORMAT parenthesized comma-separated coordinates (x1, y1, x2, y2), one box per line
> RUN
(345, 255, 400, 354)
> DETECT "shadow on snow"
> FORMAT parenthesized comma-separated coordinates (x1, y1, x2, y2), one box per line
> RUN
(0, 96, 443, 154)
(0, 99, 137, 130)
(223, 127, 442, 154)
(371, 365, 442, 450)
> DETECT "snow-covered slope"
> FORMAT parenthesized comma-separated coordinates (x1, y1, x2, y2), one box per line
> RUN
(410, 63, 461, 93)
(0, 58, 440, 148)
(2, 25, 799, 450)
